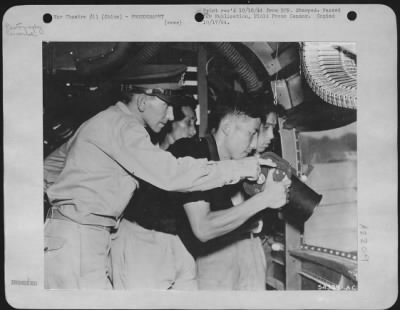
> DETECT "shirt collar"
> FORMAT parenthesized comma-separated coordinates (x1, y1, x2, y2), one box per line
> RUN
(116, 101, 146, 127)
(116, 101, 133, 115)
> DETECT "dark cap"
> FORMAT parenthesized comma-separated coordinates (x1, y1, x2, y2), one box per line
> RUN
(114, 64, 187, 105)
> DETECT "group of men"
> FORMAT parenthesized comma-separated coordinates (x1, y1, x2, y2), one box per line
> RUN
(44, 64, 291, 290)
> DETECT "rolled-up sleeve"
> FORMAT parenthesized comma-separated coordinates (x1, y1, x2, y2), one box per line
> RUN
(110, 122, 246, 192)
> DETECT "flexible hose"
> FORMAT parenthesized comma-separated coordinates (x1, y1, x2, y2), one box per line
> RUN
(210, 42, 262, 93)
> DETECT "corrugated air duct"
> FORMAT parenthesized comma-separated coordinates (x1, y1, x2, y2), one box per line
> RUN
(209, 42, 263, 94)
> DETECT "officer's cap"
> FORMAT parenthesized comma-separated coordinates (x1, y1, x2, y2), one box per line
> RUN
(114, 64, 187, 105)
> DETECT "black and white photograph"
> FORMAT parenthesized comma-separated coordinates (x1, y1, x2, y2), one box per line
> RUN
(3, 4, 397, 309)
(42, 41, 357, 291)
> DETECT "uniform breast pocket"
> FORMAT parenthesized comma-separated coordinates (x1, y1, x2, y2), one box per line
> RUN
(44, 236, 66, 253)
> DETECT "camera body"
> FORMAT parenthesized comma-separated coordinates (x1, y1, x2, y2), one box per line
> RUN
(244, 152, 323, 228)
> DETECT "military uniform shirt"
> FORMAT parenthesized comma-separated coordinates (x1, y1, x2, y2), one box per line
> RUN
(46, 102, 247, 227)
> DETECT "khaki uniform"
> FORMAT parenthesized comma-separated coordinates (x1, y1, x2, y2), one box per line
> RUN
(196, 237, 266, 290)
(45, 102, 250, 289)
(111, 220, 197, 290)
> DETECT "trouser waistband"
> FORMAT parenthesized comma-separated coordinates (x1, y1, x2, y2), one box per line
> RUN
(46, 207, 114, 233)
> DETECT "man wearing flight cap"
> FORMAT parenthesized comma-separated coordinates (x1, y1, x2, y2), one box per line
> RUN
(44, 64, 275, 289)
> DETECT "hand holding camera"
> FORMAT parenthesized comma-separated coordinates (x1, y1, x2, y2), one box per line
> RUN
(258, 168, 292, 209)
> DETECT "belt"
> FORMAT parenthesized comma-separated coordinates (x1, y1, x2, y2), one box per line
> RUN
(47, 208, 114, 233)
(135, 218, 178, 235)
(242, 231, 263, 239)
(194, 231, 264, 258)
